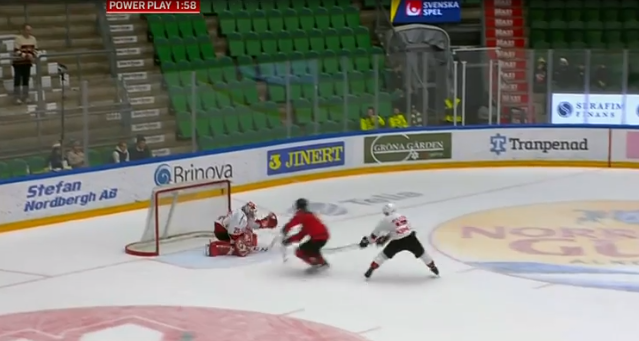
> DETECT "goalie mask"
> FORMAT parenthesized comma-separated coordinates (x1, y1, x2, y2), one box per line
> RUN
(242, 201, 258, 218)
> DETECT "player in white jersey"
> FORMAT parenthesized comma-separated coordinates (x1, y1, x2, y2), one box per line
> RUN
(358, 203, 439, 279)
(207, 202, 278, 257)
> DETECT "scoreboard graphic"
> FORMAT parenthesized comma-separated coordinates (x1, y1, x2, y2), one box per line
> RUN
(390, 0, 461, 24)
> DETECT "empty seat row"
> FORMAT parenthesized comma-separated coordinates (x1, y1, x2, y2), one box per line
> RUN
(219, 7, 360, 34)
(147, 14, 209, 41)
(201, 0, 353, 14)
(227, 27, 371, 56)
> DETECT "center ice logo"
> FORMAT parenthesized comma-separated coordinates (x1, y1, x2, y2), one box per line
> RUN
(431, 200, 639, 293)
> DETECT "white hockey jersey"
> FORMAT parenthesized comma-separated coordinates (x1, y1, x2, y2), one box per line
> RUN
(219, 209, 260, 236)
(370, 212, 413, 241)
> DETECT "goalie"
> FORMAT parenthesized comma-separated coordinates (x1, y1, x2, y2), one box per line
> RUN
(207, 202, 278, 257)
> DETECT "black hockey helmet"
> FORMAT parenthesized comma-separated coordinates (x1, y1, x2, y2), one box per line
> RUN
(295, 198, 309, 211)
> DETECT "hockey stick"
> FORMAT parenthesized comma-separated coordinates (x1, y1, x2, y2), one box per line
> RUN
(324, 243, 360, 254)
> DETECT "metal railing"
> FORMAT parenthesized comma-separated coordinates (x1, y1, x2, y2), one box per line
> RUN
(0, 2, 99, 48)
(95, 1, 119, 79)
(2, 48, 639, 177)
(0, 50, 131, 159)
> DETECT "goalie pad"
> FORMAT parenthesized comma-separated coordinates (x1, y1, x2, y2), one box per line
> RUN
(206, 232, 258, 257)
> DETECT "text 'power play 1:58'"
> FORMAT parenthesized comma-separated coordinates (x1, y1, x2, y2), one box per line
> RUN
(106, 0, 200, 14)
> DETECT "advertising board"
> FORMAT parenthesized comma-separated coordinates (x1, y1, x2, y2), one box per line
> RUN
(391, 0, 461, 24)
(363, 132, 452, 164)
(267, 141, 345, 176)
(551, 93, 639, 125)
(3, 125, 639, 232)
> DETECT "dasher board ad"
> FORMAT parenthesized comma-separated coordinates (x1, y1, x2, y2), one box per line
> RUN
(551, 93, 639, 125)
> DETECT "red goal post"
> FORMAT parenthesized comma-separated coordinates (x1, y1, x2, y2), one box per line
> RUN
(125, 179, 231, 256)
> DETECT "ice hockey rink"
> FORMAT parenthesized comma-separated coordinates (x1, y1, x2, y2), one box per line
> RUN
(2, 167, 639, 341)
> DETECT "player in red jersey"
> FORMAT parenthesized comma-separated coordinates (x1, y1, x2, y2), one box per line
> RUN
(282, 198, 330, 272)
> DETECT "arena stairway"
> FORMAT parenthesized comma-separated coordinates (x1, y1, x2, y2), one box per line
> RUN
(0, 3, 132, 169)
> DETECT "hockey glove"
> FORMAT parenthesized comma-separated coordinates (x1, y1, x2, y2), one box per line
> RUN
(359, 236, 370, 248)
(258, 212, 278, 229)
(375, 235, 390, 246)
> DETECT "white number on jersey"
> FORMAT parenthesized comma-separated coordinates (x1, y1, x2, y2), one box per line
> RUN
(220, 209, 249, 236)
(392, 215, 411, 236)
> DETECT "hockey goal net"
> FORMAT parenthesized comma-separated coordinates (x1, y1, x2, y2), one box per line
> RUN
(125, 179, 231, 256)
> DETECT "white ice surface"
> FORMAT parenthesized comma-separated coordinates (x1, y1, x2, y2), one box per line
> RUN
(0, 168, 638, 341)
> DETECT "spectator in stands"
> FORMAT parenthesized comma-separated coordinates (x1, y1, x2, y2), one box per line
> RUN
(66, 140, 85, 169)
(12, 24, 38, 105)
(47, 142, 70, 172)
(360, 107, 385, 131)
(129, 135, 152, 161)
(409, 106, 423, 126)
(112, 141, 130, 164)
(554, 58, 574, 90)
(534, 57, 547, 93)
(388, 108, 408, 128)
(594, 64, 609, 91)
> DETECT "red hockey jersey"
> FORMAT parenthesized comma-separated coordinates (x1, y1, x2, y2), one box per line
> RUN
(283, 211, 329, 242)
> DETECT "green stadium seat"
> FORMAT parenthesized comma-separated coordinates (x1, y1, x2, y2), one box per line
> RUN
(299, 8, 315, 30)
(193, 16, 209, 37)
(268, 9, 285, 31)
(292, 30, 309, 52)
(200, 0, 213, 15)
(236, 10, 252, 33)
(260, 31, 278, 54)
(227, 33, 244, 56)
(26, 155, 46, 174)
(332, 72, 346, 94)
(155, 37, 172, 63)
(163, 15, 180, 38)
(307, 0, 321, 9)
(315, 7, 330, 29)
(228, 0, 244, 12)
(277, 31, 294, 53)
(260, 0, 275, 10)
(219, 11, 236, 34)
(268, 82, 285, 101)
(353, 49, 370, 71)
(209, 114, 227, 136)
(9, 158, 28, 177)
(345, 6, 360, 27)
(241, 80, 260, 104)
(147, 15, 165, 40)
(252, 106, 269, 130)
(88, 149, 102, 167)
(178, 15, 194, 37)
(252, 10, 268, 32)
(349, 71, 365, 94)
(237, 106, 256, 132)
(198, 36, 215, 60)
(355, 26, 371, 48)
(170, 37, 187, 61)
(200, 86, 217, 110)
(330, 6, 345, 29)
(196, 114, 211, 137)
(294, 98, 312, 124)
(325, 28, 340, 50)
(222, 107, 241, 133)
(185, 36, 201, 61)
(284, 9, 300, 30)
(245, 32, 262, 55)
(340, 27, 355, 49)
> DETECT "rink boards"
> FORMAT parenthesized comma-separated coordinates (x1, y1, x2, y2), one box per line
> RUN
(1, 125, 638, 232)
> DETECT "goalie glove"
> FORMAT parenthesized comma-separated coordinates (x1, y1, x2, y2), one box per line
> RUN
(257, 212, 278, 229)
(359, 236, 370, 249)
